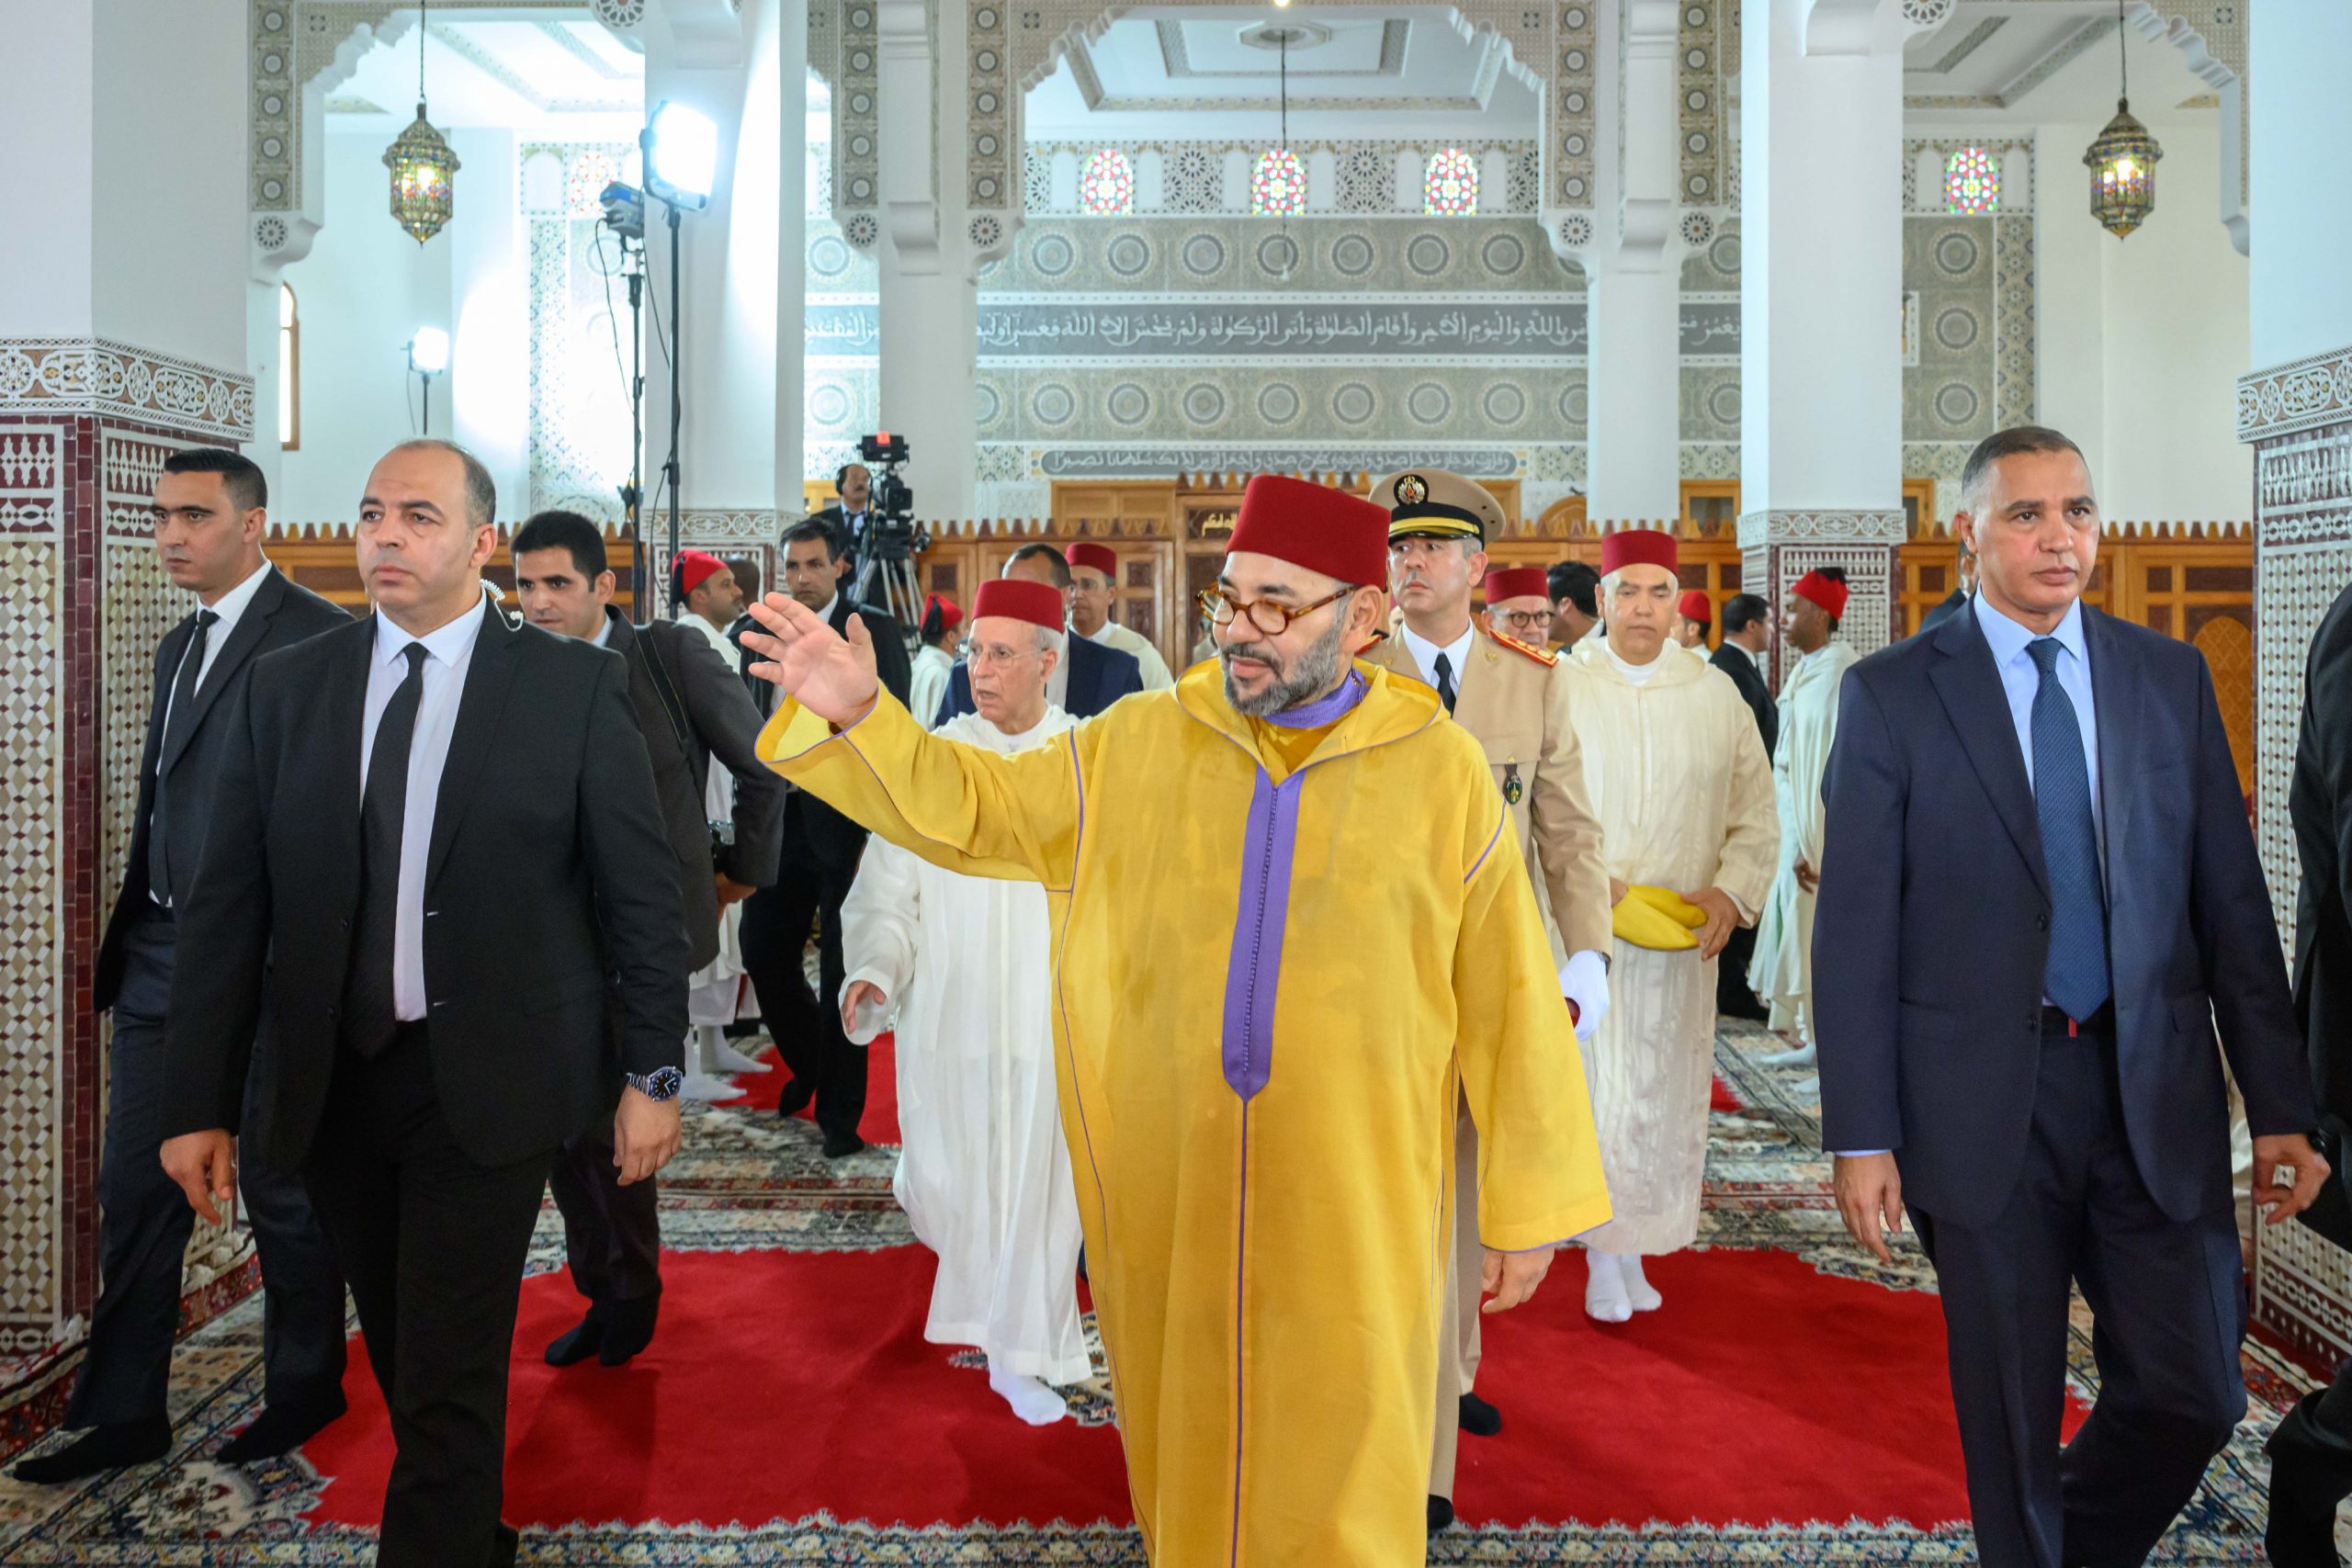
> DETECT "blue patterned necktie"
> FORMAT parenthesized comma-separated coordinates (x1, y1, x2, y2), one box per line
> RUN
(2027, 637, 2109, 1020)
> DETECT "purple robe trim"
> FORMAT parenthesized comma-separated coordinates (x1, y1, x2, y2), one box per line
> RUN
(1261, 669, 1367, 729)
(1218, 769, 1302, 1100)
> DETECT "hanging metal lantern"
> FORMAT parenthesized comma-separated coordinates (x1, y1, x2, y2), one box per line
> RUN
(385, 102, 460, 243)
(2084, 97, 2161, 239)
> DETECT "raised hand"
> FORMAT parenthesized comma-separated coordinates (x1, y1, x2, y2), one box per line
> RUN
(740, 592, 881, 726)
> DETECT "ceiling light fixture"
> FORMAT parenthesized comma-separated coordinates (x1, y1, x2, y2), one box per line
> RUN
(2083, 0, 2161, 238)
(383, 0, 461, 243)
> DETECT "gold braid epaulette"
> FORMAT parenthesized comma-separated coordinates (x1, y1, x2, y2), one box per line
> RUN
(1487, 628, 1559, 668)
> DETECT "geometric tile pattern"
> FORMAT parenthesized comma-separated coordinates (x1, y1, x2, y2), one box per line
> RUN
(0, 342, 254, 446)
(1738, 512, 1906, 668)
(1678, 0, 1735, 208)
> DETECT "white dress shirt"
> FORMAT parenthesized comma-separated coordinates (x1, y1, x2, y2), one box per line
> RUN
(151, 559, 277, 905)
(360, 599, 487, 1022)
(1972, 592, 2104, 859)
(1396, 619, 1475, 694)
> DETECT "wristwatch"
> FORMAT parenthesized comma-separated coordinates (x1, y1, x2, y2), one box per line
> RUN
(624, 1066, 684, 1102)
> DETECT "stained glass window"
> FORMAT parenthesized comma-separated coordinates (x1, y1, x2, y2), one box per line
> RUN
(1944, 146, 1999, 214)
(1252, 147, 1305, 216)
(1080, 149, 1133, 216)
(566, 148, 618, 217)
(1424, 148, 1478, 216)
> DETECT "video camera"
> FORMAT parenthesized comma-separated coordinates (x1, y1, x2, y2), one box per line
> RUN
(851, 431, 924, 567)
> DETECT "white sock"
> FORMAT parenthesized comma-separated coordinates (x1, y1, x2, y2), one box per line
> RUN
(1622, 1255, 1663, 1313)
(679, 1071, 744, 1103)
(707, 1034, 771, 1073)
(987, 1363, 1068, 1426)
(1583, 1251, 1632, 1324)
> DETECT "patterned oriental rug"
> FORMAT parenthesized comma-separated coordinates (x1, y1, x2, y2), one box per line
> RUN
(0, 1023, 2315, 1563)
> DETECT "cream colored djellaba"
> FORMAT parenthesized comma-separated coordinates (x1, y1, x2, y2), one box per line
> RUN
(1564, 639, 1778, 1255)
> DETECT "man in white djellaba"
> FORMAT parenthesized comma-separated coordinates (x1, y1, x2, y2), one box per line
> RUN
(836, 576, 1091, 1425)
(1564, 528, 1777, 1322)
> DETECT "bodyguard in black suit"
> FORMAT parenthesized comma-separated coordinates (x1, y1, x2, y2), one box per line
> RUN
(512, 515, 785, 1368)
(2265, 576, 2352, 1561)
(161, 442, 687, 1568)
(1815, 427, 2324, 1568)
(732, 517, 910, 1156)
(12, 451, 350, 1487)
(933, 543, 1144, 723)
(1710, 592, 1775, 1022)
(1916, 539, 1976, 637)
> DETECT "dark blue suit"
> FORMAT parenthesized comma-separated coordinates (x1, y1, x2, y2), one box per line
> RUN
(1815, 596, 2309, 1566)
(933, 629, 1144, 725)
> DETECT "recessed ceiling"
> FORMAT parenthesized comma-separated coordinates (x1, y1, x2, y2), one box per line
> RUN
(1902, 0, 2216, 123)
(1024, 7, 1538, 144)
(326, 14, 642, 135)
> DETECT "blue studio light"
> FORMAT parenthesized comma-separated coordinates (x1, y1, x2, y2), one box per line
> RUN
(642, 101, 718, 210)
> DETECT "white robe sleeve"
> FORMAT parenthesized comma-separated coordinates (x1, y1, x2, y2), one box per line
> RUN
(840, 838, 922, 1045)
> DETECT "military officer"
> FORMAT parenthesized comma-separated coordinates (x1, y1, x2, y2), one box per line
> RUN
(1359, 468, 1615, 1533)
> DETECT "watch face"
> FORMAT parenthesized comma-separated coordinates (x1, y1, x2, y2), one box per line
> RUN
(644, 1066, 684, 1100)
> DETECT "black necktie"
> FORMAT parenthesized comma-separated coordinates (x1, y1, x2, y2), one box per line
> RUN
(1432, 650, 1457, 715)
(342, 643, 429, 1058)
(146, 608, 219, 904)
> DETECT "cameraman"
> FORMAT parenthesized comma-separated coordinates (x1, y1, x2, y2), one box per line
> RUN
(510, 512, 786, 1368)
(811, 463, 873, 557)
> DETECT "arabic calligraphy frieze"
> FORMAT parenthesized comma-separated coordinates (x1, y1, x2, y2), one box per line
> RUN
(1037, 446, 1521, 479)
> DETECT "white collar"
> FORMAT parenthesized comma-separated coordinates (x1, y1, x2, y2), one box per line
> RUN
(198, 558, 275, 626)
(590, 611, 616, 649)
(376, 594, 487, 670)
(1720, 637, 1758, 668)
(1397, 617, 1476, 685)
(811, 590, 840, 626)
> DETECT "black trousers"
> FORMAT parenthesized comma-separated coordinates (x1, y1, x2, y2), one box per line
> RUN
(548, 1133, 662, 1314)
(303, 1025, 550, 1568)
(738, 848, 865, 1141)
(70, 909, 346, 1429)
(1911, 1014, 2245, 1568)
(1716, 924, 1764, 1017)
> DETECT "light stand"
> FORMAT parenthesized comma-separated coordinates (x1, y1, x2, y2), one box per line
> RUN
(640, 100, 718, 618)
(597, 181, 650, 609)
(663, 199, 684, 615)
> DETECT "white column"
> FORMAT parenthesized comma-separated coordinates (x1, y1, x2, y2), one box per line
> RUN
(1737, 0, 1940, 660)
(643, 0, 769, 548)
(876, 0, 978, 522)
(1586, 0, 1683, 528)
(0, 0, 255, 1355)
(775, 0, 808, 516)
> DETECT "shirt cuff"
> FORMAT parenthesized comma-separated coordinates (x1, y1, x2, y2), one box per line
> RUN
(1832, 1149, 1894, 1158)
(1558, 949, 1609, 1043)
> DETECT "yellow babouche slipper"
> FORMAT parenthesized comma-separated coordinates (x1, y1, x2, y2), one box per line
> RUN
(1610, 885, 1708, 951)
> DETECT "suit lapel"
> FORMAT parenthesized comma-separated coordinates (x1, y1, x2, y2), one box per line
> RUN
(144, 615, 194, 784)
(327, 616, 375, 831)
(159, 570, 288, 777)
(2083, 607, 2140, 897)
(1928, 607, 2051, 899)
(1066, 633, 1100, 712)
(424, 600, 523, 894)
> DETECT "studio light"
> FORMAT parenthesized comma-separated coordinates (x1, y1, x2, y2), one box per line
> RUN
(408, 326, 450, 434)
(642, 101, 718, 211)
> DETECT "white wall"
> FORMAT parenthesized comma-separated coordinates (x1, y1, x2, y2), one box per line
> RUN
(447, 128, 528, 521)
(276, 130, 459, 525)
(2035, 114, 2250, 525)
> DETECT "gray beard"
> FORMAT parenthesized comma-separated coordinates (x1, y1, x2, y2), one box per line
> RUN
(1220, 613, 1350, 718)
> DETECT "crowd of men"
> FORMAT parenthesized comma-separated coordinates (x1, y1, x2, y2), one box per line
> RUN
(12, 425, 2352, 1568)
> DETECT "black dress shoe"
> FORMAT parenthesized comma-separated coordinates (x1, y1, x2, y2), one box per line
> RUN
(1426, 1495, 1454, 1532)
(1458, 1392, 1502, 1438)
(822, 1129, 865, 1159)
(2267, 1389, 2352, 1568)
(9, 1416, 171, 1483)
(597, 1297, 660, 1367)
(217, 1393, 347, 1463)
(775, 1079, 815, 1119)
(545, 1315, 607, 1368)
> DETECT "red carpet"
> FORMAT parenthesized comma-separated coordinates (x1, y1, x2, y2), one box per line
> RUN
(1711, 1074, 1742, 1112)
(732, 1032, 903, 1145)
(296, 1244, 2067, 1531)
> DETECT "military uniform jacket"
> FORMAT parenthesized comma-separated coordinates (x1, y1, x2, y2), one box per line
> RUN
(1362, 621, 1614, 963)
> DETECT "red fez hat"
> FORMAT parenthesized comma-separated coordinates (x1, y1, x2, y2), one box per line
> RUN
(1227, 475, 1391, 589)
(1600, 528, 1678, 577)
(1483, 566, 1550, 604)
(971, 577, 1066, 634)
(675, 549, 727, 594)
(1066, 541, 1117, 578)
(922, 591, 964, 632)
(1679, 590, 1713, 623)
(1793, 570, 1849, 619)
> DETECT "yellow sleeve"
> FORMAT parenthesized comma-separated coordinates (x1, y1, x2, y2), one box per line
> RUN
(757, 690, 1084, 889)
(1453, 793, 1615, 1250)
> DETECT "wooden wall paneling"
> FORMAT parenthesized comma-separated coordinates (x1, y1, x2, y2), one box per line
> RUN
(266, 525, 641, 615)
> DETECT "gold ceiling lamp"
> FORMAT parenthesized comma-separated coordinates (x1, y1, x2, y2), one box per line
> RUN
(383, 0, 460, 243)
(2083, 0, 2161, 239)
